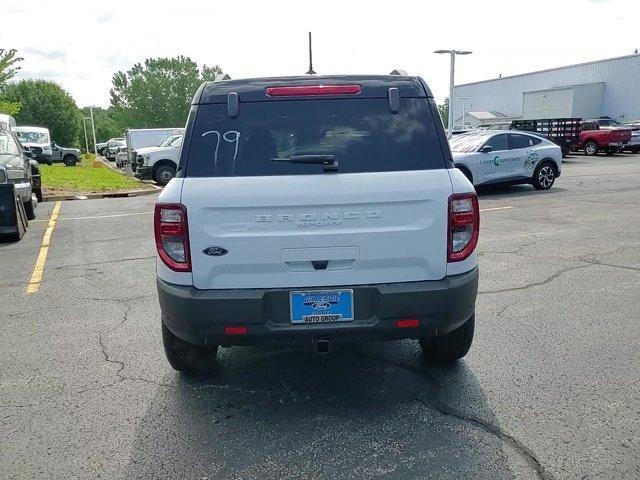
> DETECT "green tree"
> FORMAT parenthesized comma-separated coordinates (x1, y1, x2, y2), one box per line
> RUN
(1, 80, 81, 146)
(0, 49, 23, 86)
(110, 56, 223, 128)
(437, 97, 449, 127)
(0, 100, 21, 116)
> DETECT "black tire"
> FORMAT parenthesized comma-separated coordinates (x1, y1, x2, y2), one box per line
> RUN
(23, 197, 36, 220)
(584, 141, 598, 156)
(162, 322, 218, 374)
(532, 161, 556, 190)
(63, 155, 78, 166)
(631, 147, 640, 154)
(420, 315, 475, 362)
(154, 165, 176, 186)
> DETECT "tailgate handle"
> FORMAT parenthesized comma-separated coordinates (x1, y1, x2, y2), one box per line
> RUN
(311, 260, 329, 270)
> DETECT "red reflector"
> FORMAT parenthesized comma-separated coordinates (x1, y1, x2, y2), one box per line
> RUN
(159, 223, 181, 235)
(396, 318, 420, 328)
(266, 85, 361, 97)
(224, 326, 248, 335)
(452, 212, 474, 227)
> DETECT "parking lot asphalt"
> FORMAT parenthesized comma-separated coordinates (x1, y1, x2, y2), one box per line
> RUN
(1, 154, 639, 480)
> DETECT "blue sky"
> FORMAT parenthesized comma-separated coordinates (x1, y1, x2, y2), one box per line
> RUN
(2, 0, 638, 107)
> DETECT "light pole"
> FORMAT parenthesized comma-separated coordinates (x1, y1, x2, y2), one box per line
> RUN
(457, 96, 472, 128)
(82, 117, 90, 154)
(434, 49, 472, 137)
(89, 107, 98, 156)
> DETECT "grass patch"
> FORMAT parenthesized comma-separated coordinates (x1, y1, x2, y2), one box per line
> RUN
(40, 154, 154, 196)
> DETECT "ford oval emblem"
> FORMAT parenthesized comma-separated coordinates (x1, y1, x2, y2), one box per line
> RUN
(203, 246, 228, 257)
(311, 302, 332, 311)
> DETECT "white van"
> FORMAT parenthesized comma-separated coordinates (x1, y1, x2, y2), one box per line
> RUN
(14, 126, 52, 161)
(0, 114, 17, 132)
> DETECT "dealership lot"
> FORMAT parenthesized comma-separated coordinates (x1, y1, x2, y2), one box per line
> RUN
(1, 155, 639, 479)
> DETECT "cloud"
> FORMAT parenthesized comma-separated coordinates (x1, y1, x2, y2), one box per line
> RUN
(23, 47, 66, 61)
(15, 68, 65, 80)
(96, 12, 115, 24)
(7, 6, 26, 14)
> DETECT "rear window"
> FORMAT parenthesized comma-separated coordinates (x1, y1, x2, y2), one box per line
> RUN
(185, 98, 445, 177)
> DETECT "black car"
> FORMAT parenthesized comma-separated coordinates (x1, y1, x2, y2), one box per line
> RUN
(0, 130, 37, 220)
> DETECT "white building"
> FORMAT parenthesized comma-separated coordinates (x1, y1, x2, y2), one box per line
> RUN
(452, 54, 640, 127)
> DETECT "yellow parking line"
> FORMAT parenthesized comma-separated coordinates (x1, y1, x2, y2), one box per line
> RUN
(480, 206, 514, 212)
(26, 201, 62, 294)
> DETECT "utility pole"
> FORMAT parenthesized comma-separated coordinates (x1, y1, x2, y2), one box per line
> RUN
(82, 117, 89, 154)
(89, 107, 98, 156)
(306, 32, 316, 75)
(457, 96, 472, 128)
(434, 49, 473, 137)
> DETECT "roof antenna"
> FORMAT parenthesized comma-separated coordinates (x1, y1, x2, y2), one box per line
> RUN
(306, 32, 316, 75)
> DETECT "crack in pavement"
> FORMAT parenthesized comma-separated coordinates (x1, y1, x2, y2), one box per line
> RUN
(52, 256, 155, 270)
(413, 396, 554, 480)
(580, 258, 640, 273)
(479, 264, 593, 295)
(496, 303, 515, 317)
(479, 240, 539, 257)
(347, 351, 553, 480)
(98, 334, 126, 382)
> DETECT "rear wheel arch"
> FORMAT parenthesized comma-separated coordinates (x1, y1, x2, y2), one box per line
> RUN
(538, 158, 558, 174)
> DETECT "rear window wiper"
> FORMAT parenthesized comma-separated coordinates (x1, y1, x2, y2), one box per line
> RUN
(272, 154, 339, 172)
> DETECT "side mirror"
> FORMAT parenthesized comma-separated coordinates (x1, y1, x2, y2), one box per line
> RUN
(479, 145, 493, 153)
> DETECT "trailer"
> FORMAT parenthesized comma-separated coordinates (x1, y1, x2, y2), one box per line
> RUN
(510, 118, 581, 157)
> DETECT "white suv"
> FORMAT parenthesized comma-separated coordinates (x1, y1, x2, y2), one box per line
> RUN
(154, 75, 480, 373)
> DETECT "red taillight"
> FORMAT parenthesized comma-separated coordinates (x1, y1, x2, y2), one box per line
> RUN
(396, 318, 420, 328)
(224, 326, 248, 335)
(266, 85, 361, 97)
(154, 203, 191, 272)
(448, 193, 480, 262)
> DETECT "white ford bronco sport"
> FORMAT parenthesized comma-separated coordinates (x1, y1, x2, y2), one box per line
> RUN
(155, 75, 479, 373)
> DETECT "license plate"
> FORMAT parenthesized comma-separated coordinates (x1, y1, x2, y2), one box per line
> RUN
(290, 289, 354, 324)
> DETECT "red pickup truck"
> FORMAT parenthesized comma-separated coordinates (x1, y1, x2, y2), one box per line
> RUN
(574, 120, 631, 156)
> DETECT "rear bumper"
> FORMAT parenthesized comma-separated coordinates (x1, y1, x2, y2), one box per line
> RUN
(158, 268, 479, 347)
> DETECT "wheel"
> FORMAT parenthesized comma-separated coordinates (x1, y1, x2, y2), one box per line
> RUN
(23, 197, 36, 220)
(420, 315, 474, 362)
(584, 141, 598, 156)
(63, 155, 77, 166)
(162, 322, 218, 374)
(154, 165, 176, 186)
(532, 161, 556, 190)
(631, 147, 640, 154)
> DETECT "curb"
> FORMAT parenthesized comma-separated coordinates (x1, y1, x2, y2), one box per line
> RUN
(99, 156, 120, 171)
(42, 187, 161, 202)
